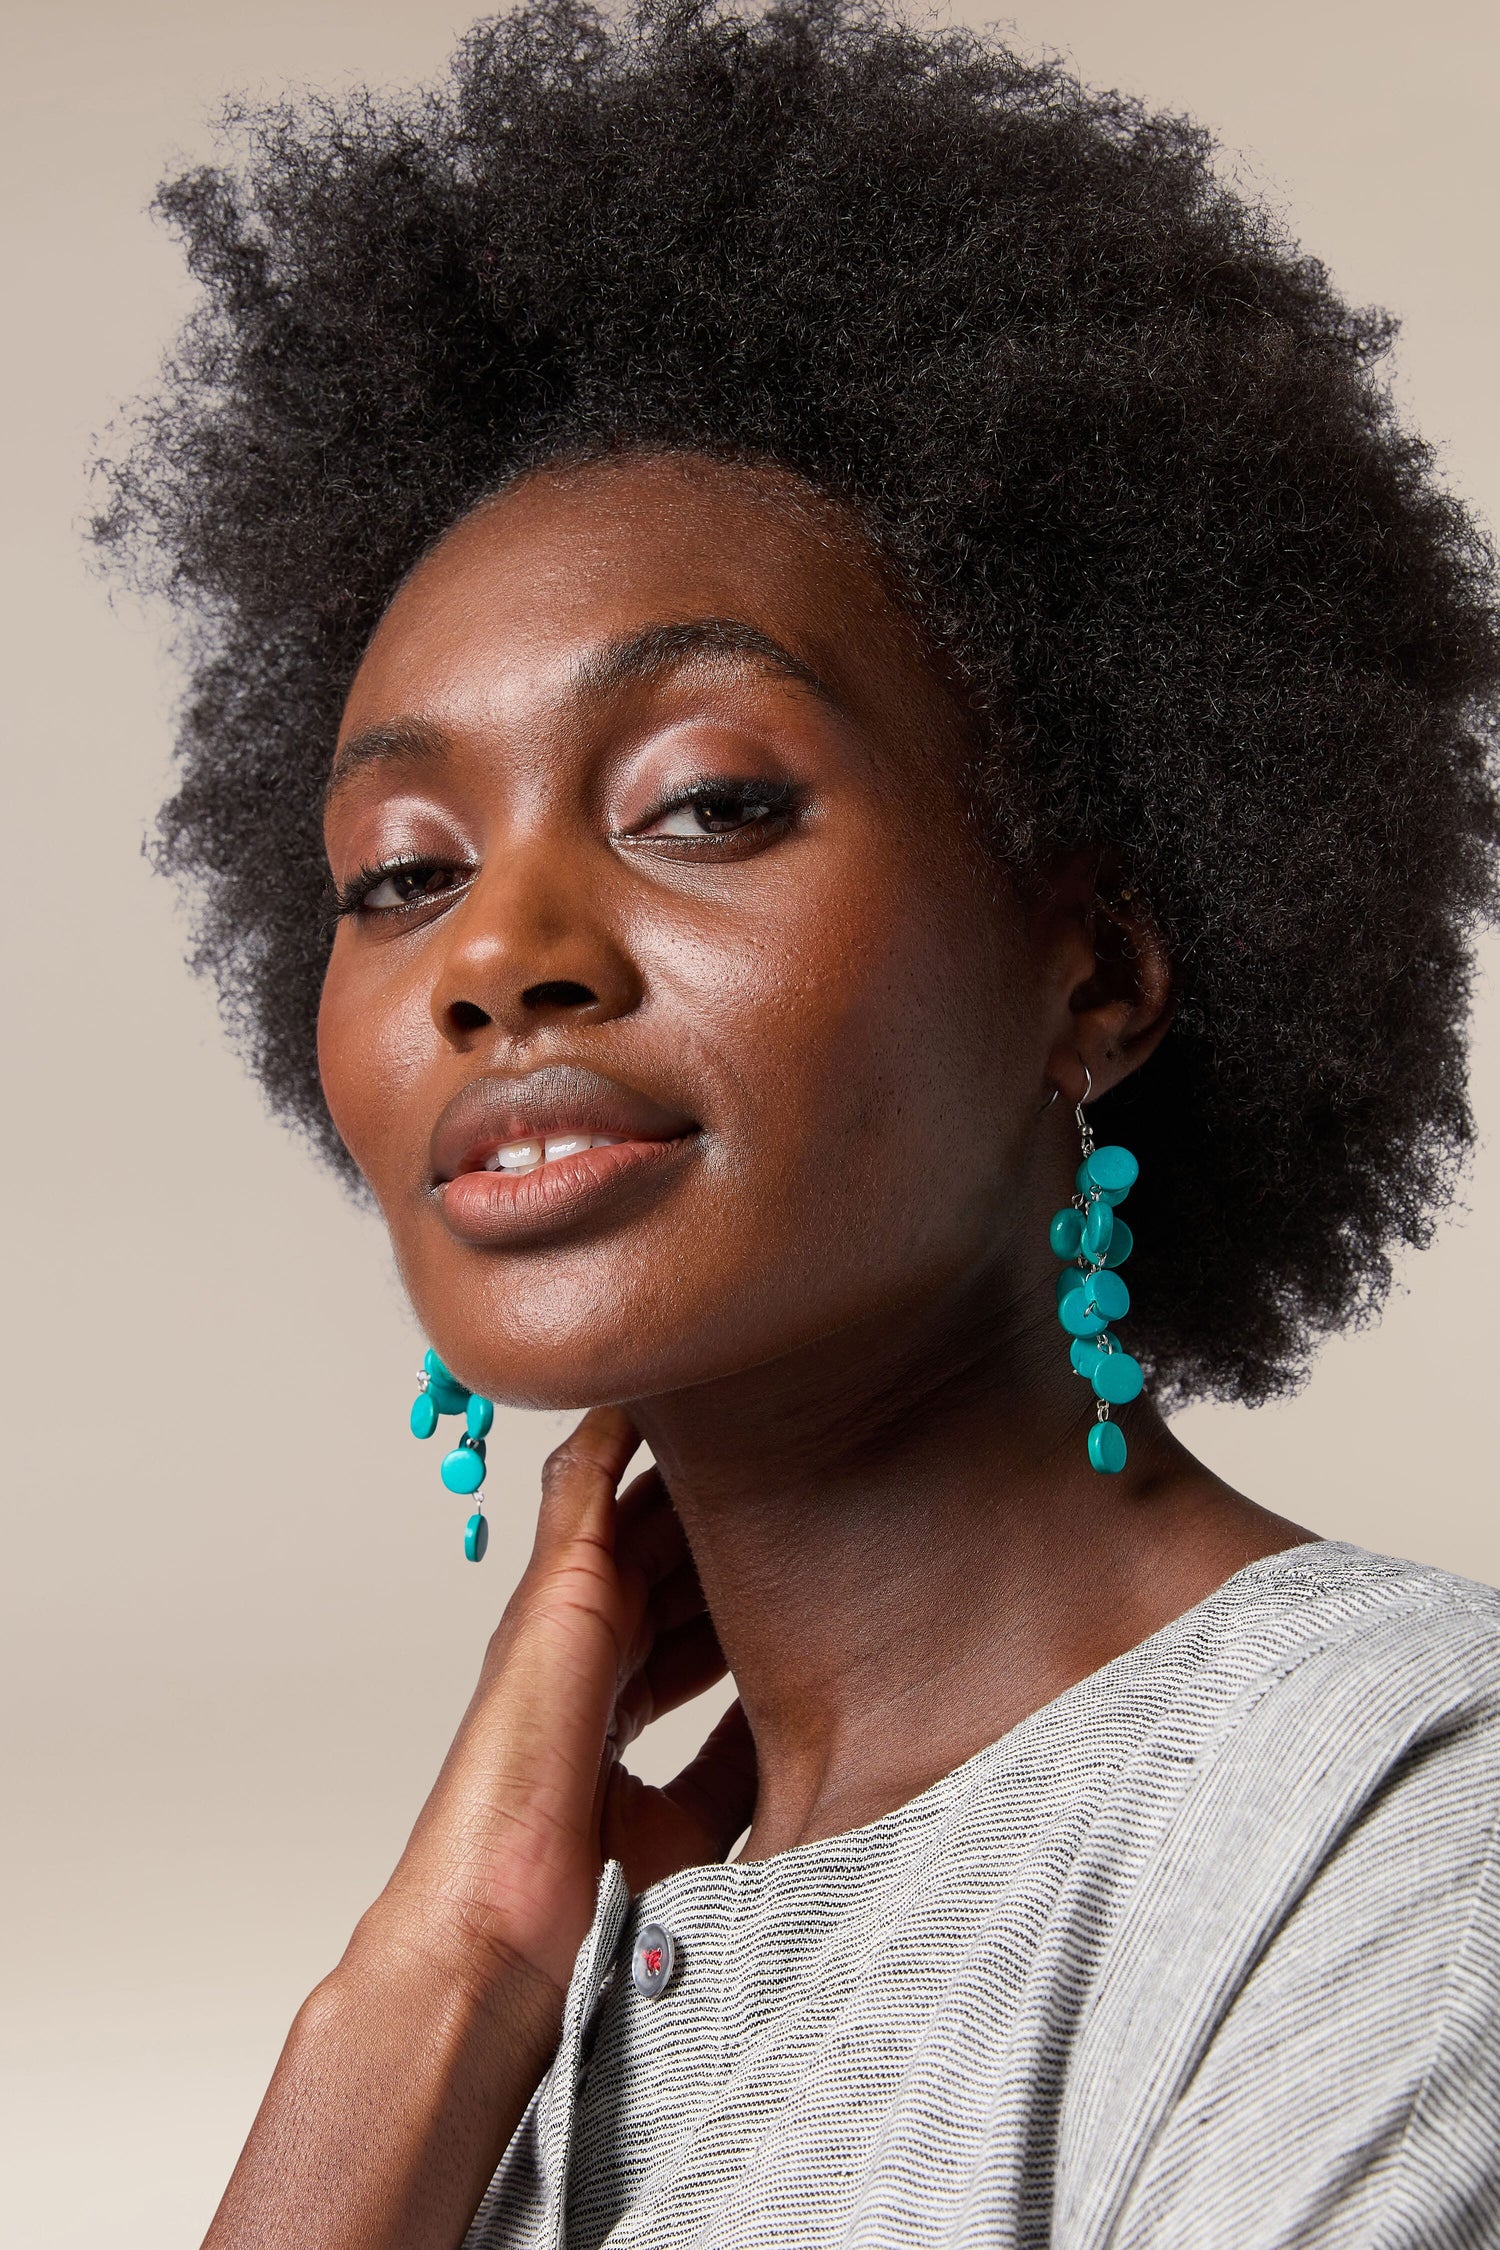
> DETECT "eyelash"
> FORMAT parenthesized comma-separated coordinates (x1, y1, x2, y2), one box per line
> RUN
(334, 777, 799, 918)
(333, 856, 469, 918)
(641, 775, 798, 839)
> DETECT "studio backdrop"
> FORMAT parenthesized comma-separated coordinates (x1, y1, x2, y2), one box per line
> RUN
(3, 3, 1497, 2244)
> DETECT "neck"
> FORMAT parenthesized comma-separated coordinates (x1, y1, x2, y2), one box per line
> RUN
(631, 1272, 1306, 1858)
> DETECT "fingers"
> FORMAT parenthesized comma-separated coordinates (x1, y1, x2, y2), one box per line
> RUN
(532, 1427, 686, 1589)
(529, 1428, 719, 1758)
(611, 1612, 729, 1751)
(611, 1472, 697, 1680)
(614, 1467, 691, 1590)
(531, 1408, 640, 1560)
(645, 1555, 709, 1639)
(662, 1702, 758, 1861)
(598, 1702, 758, 1886)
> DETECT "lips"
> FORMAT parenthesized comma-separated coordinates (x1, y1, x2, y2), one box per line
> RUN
(428, 1065, 698, 1246)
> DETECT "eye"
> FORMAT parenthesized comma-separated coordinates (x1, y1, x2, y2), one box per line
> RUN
(638, 778, 797, 845)
(337, 857, 470, 916)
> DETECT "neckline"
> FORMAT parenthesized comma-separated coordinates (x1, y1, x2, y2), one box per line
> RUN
(637, 1537, 1339, 1901)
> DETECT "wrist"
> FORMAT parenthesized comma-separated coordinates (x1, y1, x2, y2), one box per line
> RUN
(338, 1888, 568, 2064)
(203, 1897, 566, 2250)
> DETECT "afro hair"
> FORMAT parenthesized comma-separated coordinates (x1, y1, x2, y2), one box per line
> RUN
(93, 0, 1500, 1405)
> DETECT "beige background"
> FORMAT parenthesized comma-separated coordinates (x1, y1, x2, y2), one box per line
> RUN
(3, 2, 1497, 2241)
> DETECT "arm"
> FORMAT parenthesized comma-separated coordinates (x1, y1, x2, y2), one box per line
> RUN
(203, 1409, 755, 2250)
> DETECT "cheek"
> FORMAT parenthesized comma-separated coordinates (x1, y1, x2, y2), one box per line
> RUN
(663, 854, 1032, 1281)
(316, 938, 435, 1187)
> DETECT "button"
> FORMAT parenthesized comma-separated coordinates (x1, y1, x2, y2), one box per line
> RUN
(631, 1922, 676, 1999)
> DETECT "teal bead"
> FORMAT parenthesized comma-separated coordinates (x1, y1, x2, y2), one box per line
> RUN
(1088, 1420, 1128, 1473)
(1086, 1144, 1139, 1196)
(466, 1395, 495, 1440)
(1049, 1207, 1085, 1260)
(1057, 1267, 1085, 1307)
(1091, 1349, 1144, 1405)
(441, 1444, 487, 1495)
(464, 1511, 489, 1563)
(427, 1378, 469, 1418)
(1081, 1198, 1115, 1262)
(1103, 1218, 1134, 1269)
(423, 1346, 460, 1388)
(1059, 1289, 1108, 1338)
(1076, 1159, 1128, 1207)
(1069, 1336, 1105, 1379)
(1083, 1267, 1130, 1323)
(409, 1392, 439, 1440)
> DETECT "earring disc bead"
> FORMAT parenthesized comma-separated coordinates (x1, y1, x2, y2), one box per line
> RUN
(410, 1392, 439, 1439)
(1082, 1199, 1115, 1262)
(1083, 1268, 1130, 1323)
(1103, 1218, 1134, 1268)
(1070, 1336, 1106, 1379)
(1049, 1207, 1085, 1259)
(1059, 1289, 1109, 1339)
(1088, 1421, 1128, 1473)
(1091, 1350, 1145, 1405)
(441, 1445, 487, 1495)
(1085, 1145, 1139, 1195)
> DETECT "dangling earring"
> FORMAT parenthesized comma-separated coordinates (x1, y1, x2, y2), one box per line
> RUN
(409, 1348, 495, 1559)
(1047, 1070, 1143, 1472)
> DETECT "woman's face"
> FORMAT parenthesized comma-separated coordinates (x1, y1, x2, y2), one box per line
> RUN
(319, 455, 1077, 1408)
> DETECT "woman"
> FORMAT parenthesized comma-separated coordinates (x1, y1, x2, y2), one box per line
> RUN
(97, 3, 1500, 2243)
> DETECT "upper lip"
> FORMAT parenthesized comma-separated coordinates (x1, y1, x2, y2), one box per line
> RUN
(429, 1065, 697, 1185)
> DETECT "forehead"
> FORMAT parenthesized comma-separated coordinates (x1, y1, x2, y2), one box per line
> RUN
(339, 453, 948, 743)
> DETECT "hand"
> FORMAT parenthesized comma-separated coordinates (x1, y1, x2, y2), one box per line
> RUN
(371, 1406, 757, 1998)
(202, 1408, 754, 2250)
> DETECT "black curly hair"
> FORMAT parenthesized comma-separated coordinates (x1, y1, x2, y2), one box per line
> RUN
(93, 0, 1500, 1406)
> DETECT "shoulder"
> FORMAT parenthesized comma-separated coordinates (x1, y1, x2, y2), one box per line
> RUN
(1204, 1539, 1500, 1731)
(1174, 1542, 1500, 1871)
(1057, 1547, 1500, 2245)
(1071, 1550, 1500, 2246)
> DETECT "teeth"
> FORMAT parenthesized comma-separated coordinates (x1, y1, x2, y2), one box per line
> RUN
(491, 1139, 542, 1172)
(544, 1133, 594, 1161)
(483, 1133, 625, 1175)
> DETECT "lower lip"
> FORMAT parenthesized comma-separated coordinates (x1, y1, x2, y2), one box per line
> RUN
(435, 1137, 693, 1245)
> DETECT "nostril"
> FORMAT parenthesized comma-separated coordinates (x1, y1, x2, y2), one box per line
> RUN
(448, 1000, 491, 1033)
(522, 979, 598, 1012)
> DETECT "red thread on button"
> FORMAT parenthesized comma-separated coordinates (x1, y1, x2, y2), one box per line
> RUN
(643, 1946, 663, 1976)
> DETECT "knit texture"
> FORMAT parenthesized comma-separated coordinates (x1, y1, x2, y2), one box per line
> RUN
(465, 1543, 1500, 2248)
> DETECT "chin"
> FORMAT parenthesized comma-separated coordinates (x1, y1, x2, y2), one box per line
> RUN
(408, 1279, 729, 1416)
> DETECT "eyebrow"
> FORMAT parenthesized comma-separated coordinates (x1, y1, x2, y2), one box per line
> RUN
(572, 616, 841, 709)
(324, 616, 845, 804)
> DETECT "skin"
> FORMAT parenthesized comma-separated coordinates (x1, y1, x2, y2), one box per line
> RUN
(205, 452, 1307, 2250)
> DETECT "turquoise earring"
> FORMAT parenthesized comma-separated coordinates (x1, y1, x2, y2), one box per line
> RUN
(1047, 1074, 1143, 1472)
(409, 1348, 495, 1559)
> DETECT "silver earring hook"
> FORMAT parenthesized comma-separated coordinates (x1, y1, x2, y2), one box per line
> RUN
(1075, 1065, 1095, 1158)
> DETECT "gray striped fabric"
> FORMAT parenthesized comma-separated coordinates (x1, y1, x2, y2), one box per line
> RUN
(464, 1543, 1500, 2248)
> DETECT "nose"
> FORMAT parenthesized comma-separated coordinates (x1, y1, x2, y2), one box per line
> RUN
(429, 850, 643, 1047)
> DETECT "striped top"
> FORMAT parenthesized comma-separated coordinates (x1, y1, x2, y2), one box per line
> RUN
(465, 1542, 1500, 2248)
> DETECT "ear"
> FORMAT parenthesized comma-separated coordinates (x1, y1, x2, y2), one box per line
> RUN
(1031, 850, 1175, 1107)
